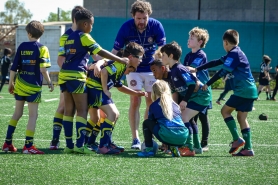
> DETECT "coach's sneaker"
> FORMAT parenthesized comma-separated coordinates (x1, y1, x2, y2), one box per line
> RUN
(170, 146, 180, 157)
(178, 146, 195, 157)
(131, 138, 141, 150)
(137, 147, 155, 157)
(86, 142, 99, 152)
(110, 142, 124, 152)
(74, 145, 95, 154)
(22, 145, 44, 154)
(216, 100, 221, 105)
(49, 139, 60, 150)
(194, 147, 203, 154)
(64, 147, 74, 154)
(229, 137, 245, 154)
(2, 142, 17, 152)
(232, 149, 254, 156)
(97, 144, 121, 155)
(201, 140, 209, 152)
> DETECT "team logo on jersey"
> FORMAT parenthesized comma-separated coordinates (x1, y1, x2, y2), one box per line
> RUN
(148, 37, 153, 43)
(224, 57, 233, 67)
(130, 80, 137, 87)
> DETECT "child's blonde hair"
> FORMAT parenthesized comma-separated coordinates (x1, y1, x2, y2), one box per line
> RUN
(151, 80, 175, 120)
(189, 27, 209, 48)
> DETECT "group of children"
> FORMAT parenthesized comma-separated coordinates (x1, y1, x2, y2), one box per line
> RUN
(1, 6, 260, 157)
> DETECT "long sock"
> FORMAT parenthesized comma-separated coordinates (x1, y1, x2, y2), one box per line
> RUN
(5, 119, 18, 145)
(242, 128, 252, 150)
(88, 122, 100, 145)
(84, 119, 96, 144)
(224, 117, 240, 141)
(199, 112, 210, 143)
(25, 130, 34, 148)
(99, 118, 114, 148)
(62, 116, 74, 149)
(184, 122, 193, 151)
(266, 92, 269, 99)
(75, 116, 87, 148)
(191, 120, 201, 149)
(52, 112, 63, 140)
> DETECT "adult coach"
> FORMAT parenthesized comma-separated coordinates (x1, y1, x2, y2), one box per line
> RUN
(112, 0, 166, 149)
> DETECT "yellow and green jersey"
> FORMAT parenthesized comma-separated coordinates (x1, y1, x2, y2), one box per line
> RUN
(58, 28, 73, 56)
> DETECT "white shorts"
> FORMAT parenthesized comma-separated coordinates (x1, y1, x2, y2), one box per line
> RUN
(126, 72, 156, 92)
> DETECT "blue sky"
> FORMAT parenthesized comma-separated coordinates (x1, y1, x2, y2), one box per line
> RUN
(0, 0, 83, 22)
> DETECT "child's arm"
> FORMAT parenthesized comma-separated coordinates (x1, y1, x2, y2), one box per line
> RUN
(101, 68, 111, 98)
(117, 86, 147, 97)
(194, 59, 223, 72)
(57, 56, 65, 68)
(8, 70, 16, 94)
(40, 67, 54, 92)
(97, 49, 129, 65)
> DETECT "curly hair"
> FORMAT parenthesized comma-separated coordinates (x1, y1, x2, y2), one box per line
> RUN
(71, 6, 84, 23)
(25, 20, 44, 39)
(75, 9, 93, 23)
(189, 27, 209, 48)
(130, 0, 152, 16)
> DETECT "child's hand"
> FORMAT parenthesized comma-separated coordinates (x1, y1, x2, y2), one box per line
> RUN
(48, 83, 54, 92)
(121, 57, 129, 65)
(137, 91, 148, 97)
(202, 84, 208, 91)
(8, 83, 14, 94)
(94, 63, 101, 78)
(104, 90, 111, 98)
(179, 101, 187, 110)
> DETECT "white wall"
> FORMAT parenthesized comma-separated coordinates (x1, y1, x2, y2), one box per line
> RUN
(16, 25, 66, 72)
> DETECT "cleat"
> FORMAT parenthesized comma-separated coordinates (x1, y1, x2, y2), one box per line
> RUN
(97, 144, 121, 155)
(137, 147, 155, 157)
(266, 97, 270, 100)
(22, 145, 44, 154)
(221, 98, 226, 101)
(64, 147, 74, 154)
(74, 145, 95, 154)
(194, 148, 203, 154)
(110, 142, 124, 152)
(131, 138, 141, 150)
(2, 142, 17, 152)
(49, 139, 60, 150)
(86, 142, 99, 152)
(216, 100, 221, 105)
(270, 97, 276, 101)
(178, 146, 195, 157)
(170, 146, 180, 157)
(202, 145, 209, 152)
(229, 137, 245, 154)
(232, 149, 254, 156)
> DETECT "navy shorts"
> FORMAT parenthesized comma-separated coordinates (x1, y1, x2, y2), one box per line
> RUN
(225, 95, 255, 112)
(259, 78, 269, 86)
(187, 101, 208, 113)
(87, 87, 113, 108)
(60, 80, 87, 93)
(15, 92, 41, 103)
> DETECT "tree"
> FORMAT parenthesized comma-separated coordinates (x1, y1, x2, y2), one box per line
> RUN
(44, 9, 71, 22)
(0, 0, 32, 24)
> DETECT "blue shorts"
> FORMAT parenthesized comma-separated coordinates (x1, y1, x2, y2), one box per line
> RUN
(87, 87, 113, 108)
(225, 95, 254, 112)
(60, 80, 87, 93)
(15, 92, 41, 103)
(187, 101, 208, 113)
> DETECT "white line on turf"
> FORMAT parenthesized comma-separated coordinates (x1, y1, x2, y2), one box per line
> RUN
(44, 98, 58, 102)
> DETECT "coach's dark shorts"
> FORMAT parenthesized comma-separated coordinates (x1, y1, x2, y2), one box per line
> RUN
(87, 87, 113, 108)
(259, 78, 269, 86)
(15, 92, 41, 103)
(60, 80, 87, 93)
(225, 95, 255, 112)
